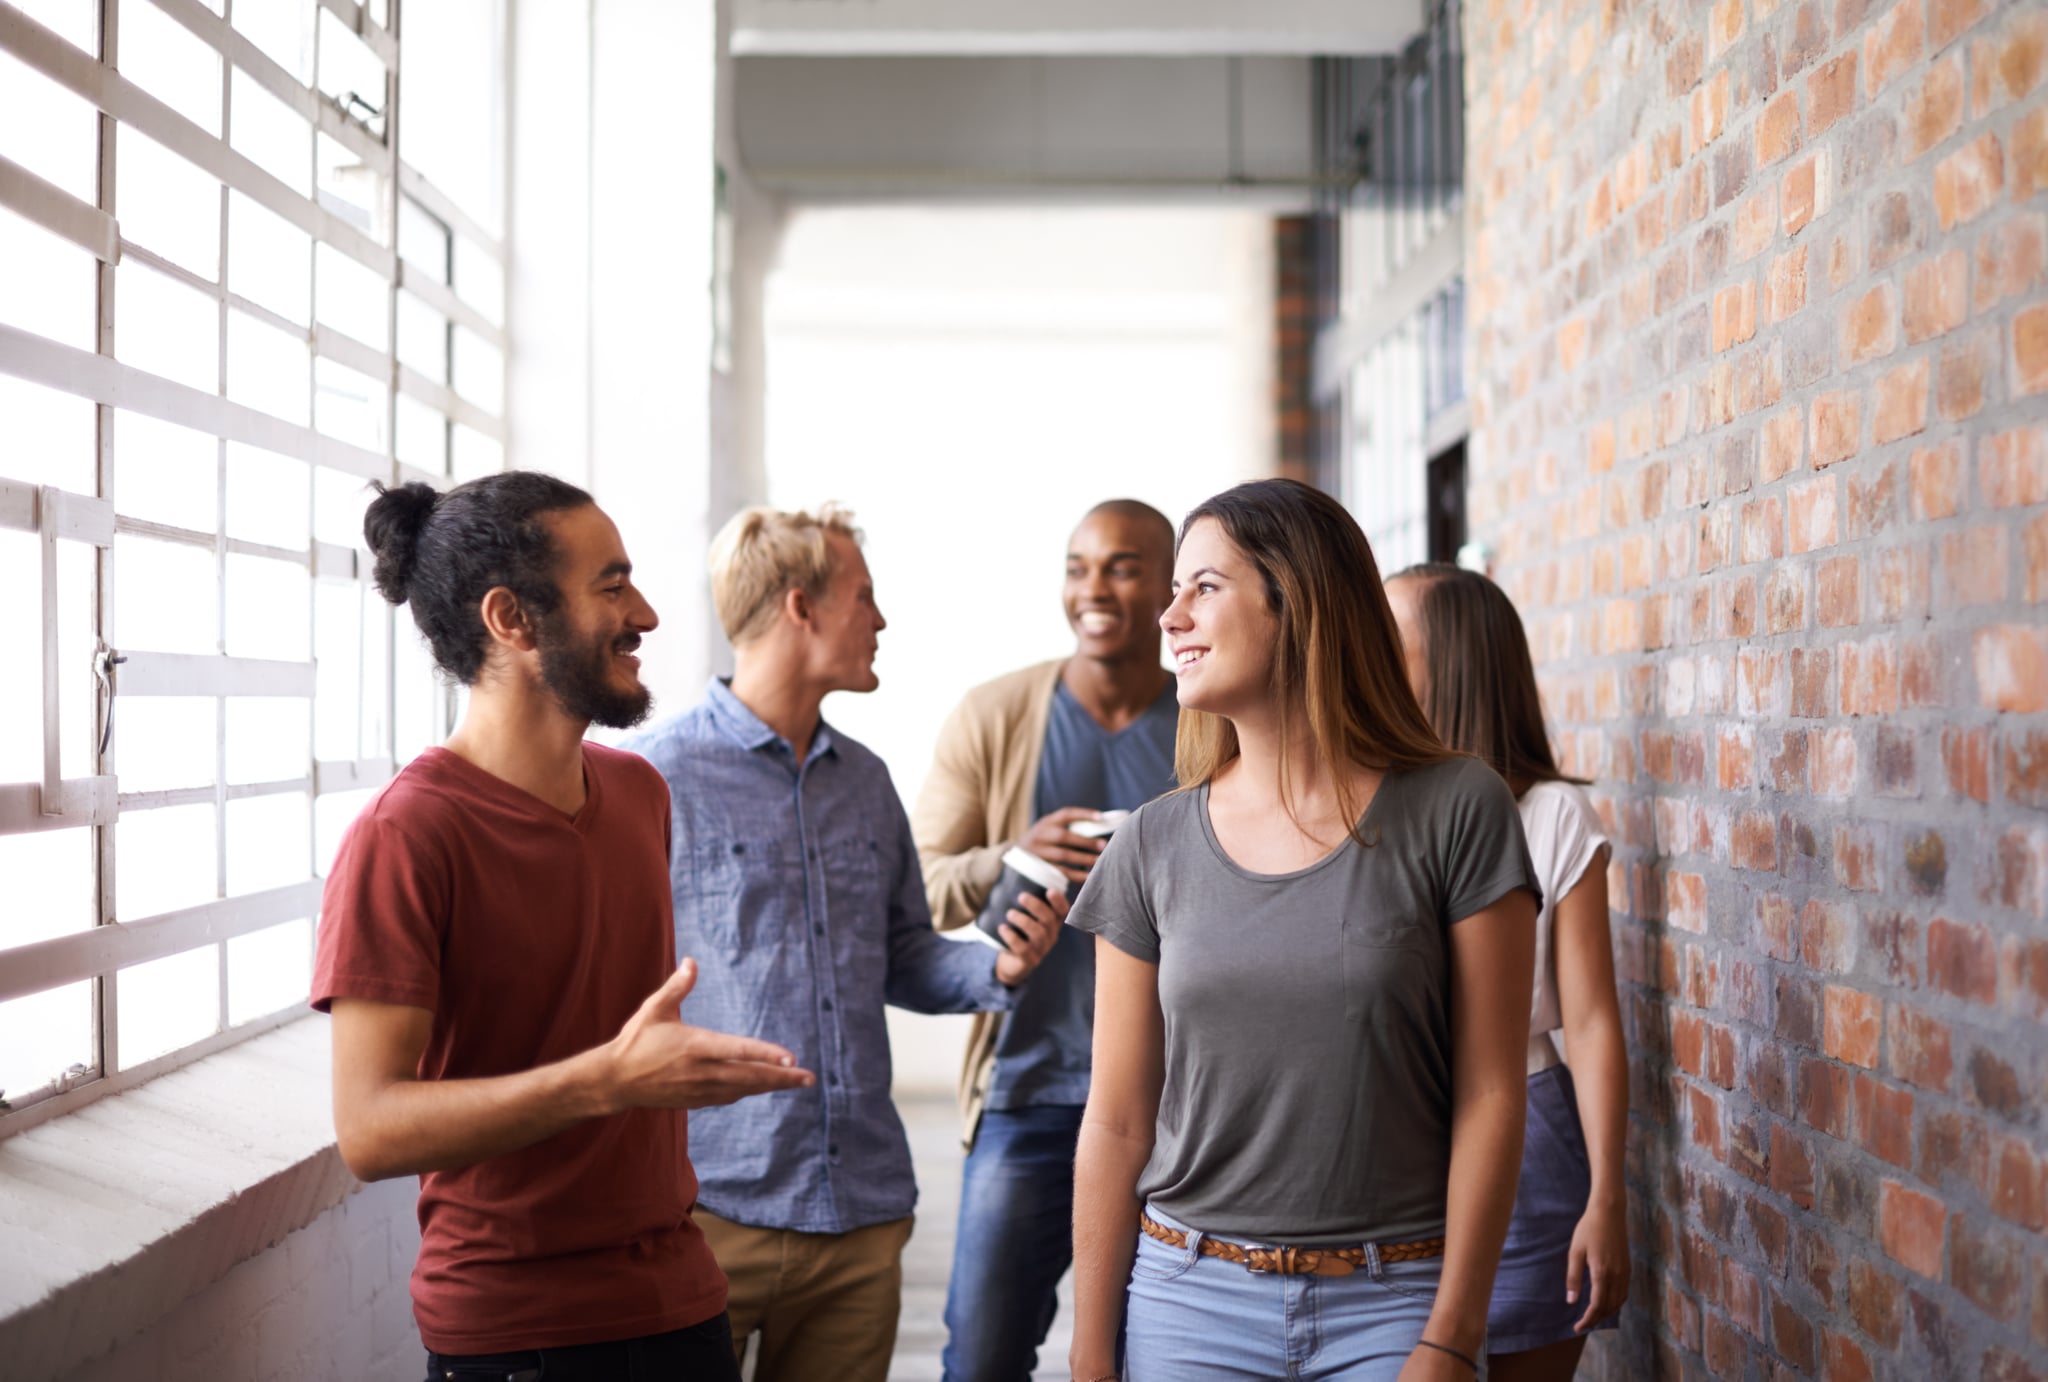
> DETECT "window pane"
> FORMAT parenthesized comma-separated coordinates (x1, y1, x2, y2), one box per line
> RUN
(116, 262, 221, 393)
(225, 696, 309, 784)
(317, 132, 387, 244)
(233, 0, 314, 87)
(0, 377, 95, 499)
(0, 827, 93, 947)
(0, 983, 94, 1107)
(452, 327, 502, 413)
(228, 192, 312, 325)
(224, 552, 309, 660)
(313, 465, 374, 548)
(114, 697, 216, 794)
(15, 0, 97, 54)
(396, 291, 447, 381)
(118, 130, 223, 278)
(119, 0, 223, 137)
(313, 356, 387, 452)
(452, 235, 503, 326)
(57, 538, 96, 781)
(229, 69, 311, 196)
(398, 197, 448, 283)
(114, 534, 217, 655)
(316, 9, 387, 141)
(315, 787, 373, 874)
(226, 310, 311, 425)
(0, 206, 96, 351)
(313, 581, 362, 759)
(450, 424, 501, 482)
(227, 916, 312, 1024)
(392, 605, 441, 761)
(399, 0, 504, 237)
(226, 792, 308, 894)
(314, 240, 389, 344)
(116, 409, 217, 533)
(0, 533, 43, 784)
(0, 49, 98, 202)
(116, 801, 218, 919)
(117, 945, 219, 1069)
(225, 442, 310, 549)
(394, 393, 445, 472)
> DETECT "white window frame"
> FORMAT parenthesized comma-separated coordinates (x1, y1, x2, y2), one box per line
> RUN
(0, 0, 508, 1135)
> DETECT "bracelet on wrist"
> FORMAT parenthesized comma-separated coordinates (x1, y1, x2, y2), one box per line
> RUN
(1416, 1338, 1479, 1373)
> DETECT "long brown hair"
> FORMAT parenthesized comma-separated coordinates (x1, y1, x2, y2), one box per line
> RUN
(1388, 562, 1585, 795)
(1174, 479, 1455, 844)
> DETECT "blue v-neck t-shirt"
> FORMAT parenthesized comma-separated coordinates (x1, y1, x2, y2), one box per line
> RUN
(985, 675, 1179, 1110)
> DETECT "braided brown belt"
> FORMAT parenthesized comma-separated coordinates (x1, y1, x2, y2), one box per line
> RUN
(1140, 1213, 1445, 1278)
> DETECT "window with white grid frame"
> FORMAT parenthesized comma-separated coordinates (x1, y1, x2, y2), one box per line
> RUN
(0, 0, 506, 1128)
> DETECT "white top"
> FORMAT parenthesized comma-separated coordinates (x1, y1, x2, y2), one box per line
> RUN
(1518, 780, 1610, 1045)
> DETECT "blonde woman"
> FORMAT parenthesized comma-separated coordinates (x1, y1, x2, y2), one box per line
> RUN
(1066, 480, 1540, 1382)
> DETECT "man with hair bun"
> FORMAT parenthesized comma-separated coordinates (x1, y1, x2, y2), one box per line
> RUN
(622, 503, 1060, 1382)
(313, 472, 814, 1382)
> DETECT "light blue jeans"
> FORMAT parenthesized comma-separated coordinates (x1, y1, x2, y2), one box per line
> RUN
(1124, 1206, 1474, 1382)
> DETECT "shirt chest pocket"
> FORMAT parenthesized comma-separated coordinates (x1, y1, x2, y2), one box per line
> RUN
(819, 833, 885, 937)
(682, 837, 798, 957)
(1339, 916, 1434, 1025)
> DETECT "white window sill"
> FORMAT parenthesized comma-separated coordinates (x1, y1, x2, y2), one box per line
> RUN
(0, 1016, 367, 1379)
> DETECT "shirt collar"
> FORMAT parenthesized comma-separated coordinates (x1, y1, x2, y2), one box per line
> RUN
(704, 677, 839, 763)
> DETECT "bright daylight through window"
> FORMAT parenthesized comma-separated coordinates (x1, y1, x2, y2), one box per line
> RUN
(0, 0, 506, 1126)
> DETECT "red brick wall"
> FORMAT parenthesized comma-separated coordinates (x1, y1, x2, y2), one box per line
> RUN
(1463, 2, 2047, 1377)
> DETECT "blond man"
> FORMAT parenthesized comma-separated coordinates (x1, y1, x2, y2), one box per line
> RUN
(621, 505, 1061, 1382)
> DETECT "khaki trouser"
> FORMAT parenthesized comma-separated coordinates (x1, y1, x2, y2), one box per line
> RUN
(696, 1208, 915, 1382)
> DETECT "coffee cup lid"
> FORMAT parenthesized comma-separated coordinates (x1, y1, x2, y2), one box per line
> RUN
(1000, 846, 1069, 896)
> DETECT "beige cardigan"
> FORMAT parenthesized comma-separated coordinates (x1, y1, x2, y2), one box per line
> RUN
(910, 658, 1065, 1145)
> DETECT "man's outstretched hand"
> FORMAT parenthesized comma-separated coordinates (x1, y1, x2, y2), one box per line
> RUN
(603, 958, 815, 1111)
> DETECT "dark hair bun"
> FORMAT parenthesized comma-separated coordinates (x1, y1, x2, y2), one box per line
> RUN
(363, 480, 441, 605)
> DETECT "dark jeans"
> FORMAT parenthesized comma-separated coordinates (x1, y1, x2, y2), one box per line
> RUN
(941, 1103, 1086, 1382)
(423, 1313, 739, 1381)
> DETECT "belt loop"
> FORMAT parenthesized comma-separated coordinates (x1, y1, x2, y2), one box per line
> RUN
(1183, 1222, 1206, 1264)
(1363, 1240, 1383, 1280)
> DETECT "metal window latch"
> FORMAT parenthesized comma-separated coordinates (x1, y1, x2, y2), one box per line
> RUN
(94, 642, 126, 757)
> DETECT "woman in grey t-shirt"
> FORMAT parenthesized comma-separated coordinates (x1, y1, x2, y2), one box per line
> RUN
(1066, 480, 1541, 1382)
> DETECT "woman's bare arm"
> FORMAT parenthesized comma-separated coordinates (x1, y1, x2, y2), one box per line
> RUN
(1404, 888, 1538, 1379)
(1553, 846, 1631, 1329)
(1069, 941, 1165, 1381)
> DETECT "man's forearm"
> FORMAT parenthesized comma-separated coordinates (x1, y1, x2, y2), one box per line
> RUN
(337, 1044, 618, 1182)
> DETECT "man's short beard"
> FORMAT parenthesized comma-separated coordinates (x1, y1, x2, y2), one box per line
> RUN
(537, 618, 653, 730)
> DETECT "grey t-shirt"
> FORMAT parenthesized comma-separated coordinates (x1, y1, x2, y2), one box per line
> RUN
(1067, 755, 1539, 1247)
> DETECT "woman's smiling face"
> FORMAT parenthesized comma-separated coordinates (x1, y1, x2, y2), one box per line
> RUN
(1160, 517, 1281, 719)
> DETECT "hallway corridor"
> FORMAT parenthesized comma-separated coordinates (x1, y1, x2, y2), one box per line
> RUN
(886, 1094, 1076, 1382)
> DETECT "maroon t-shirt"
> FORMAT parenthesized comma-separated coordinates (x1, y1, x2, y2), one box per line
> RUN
(311, 742, 725, 1354)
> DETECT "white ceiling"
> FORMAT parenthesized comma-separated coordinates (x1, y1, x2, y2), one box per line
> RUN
(731, 0, 1428, 57)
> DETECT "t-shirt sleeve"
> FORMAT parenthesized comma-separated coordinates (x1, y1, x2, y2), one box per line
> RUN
(1545, 783, 1610, 905)
(1064, 805, 1160, 963)
(1438, 759, 1544, 924)
(310, 809, 449, 1014)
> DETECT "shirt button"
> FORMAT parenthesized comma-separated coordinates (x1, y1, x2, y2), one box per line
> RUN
(822, 999, 833, 1011)
(828, 1143, 839, 1157)
(814, 926, 824, 936)
(828, 1073, 839, 1086)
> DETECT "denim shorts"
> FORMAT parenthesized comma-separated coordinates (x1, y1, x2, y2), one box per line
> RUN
(1123, 1206, 1461, 1381)
(1486, 1064, 1619, 1353)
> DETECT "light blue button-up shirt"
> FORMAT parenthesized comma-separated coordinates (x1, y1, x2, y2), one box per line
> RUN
(622, 678, 1014, 1234)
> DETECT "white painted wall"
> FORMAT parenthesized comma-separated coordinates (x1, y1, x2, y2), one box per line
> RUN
(58, 1179, 420, 1382)
(759, 204, 1276, 1091)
